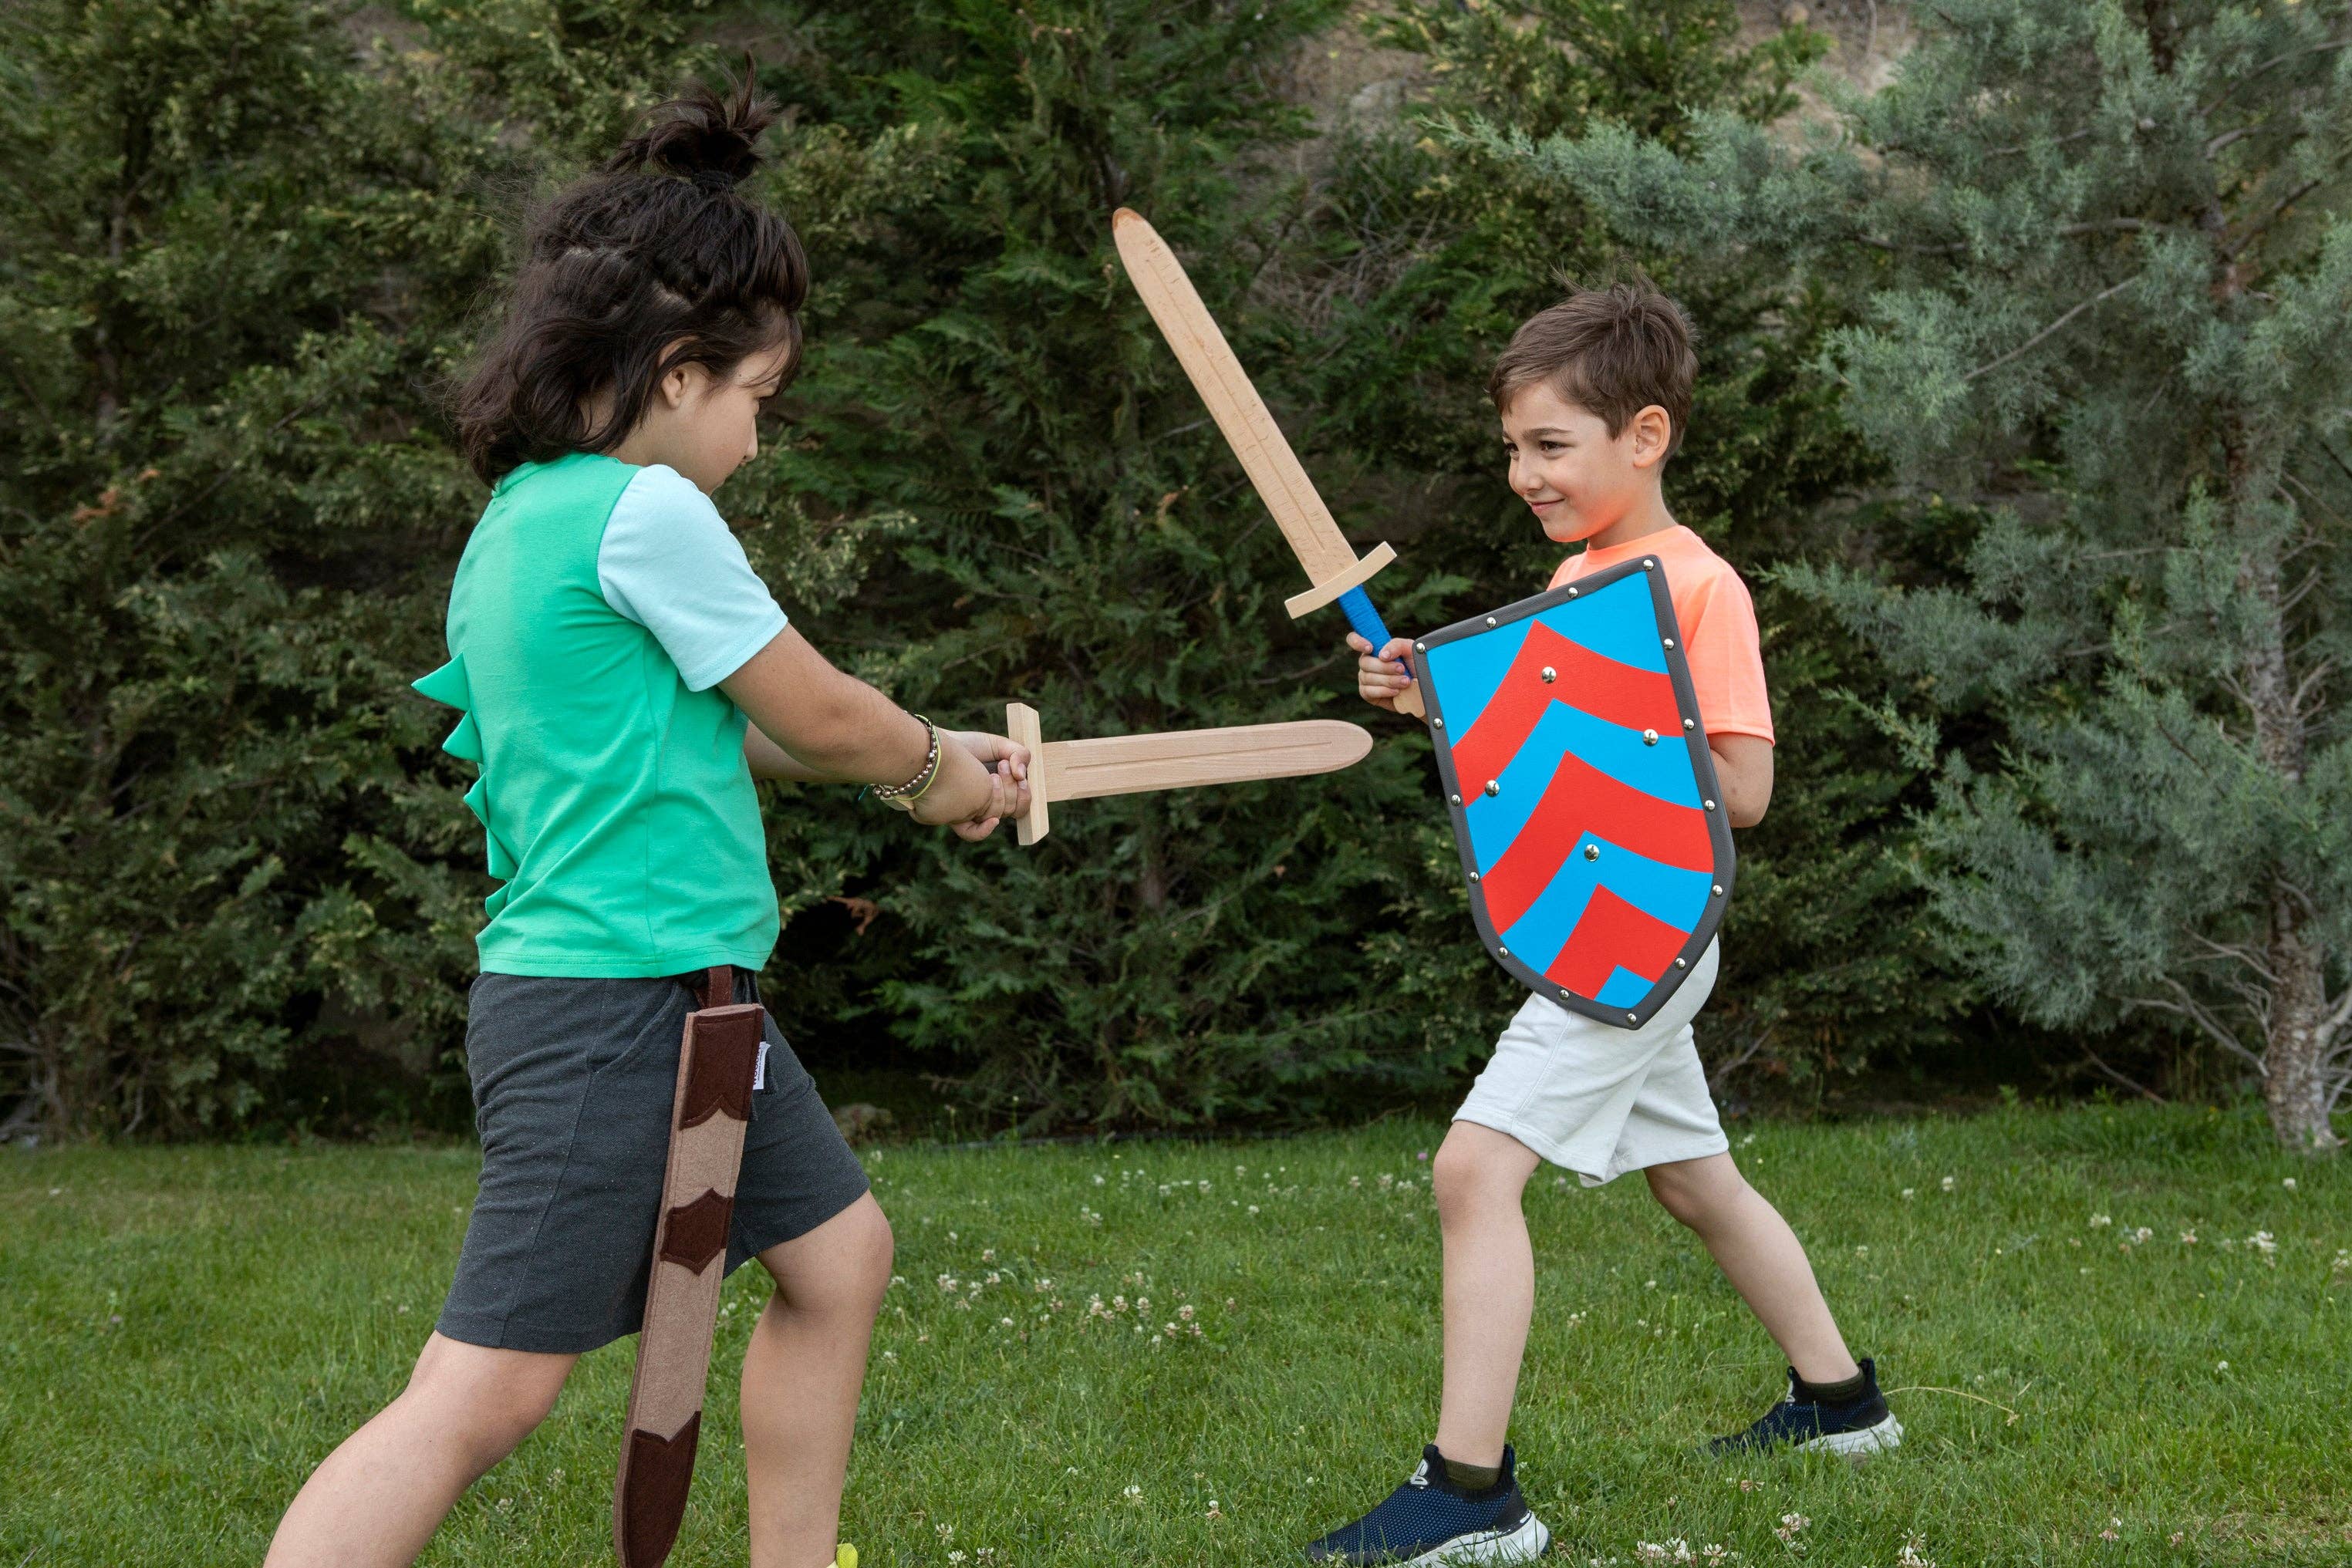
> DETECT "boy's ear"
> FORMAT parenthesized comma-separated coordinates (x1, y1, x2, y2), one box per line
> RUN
(1628, 404, 1672, 469)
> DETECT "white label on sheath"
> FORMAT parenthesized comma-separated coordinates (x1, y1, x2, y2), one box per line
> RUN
(754, 1039, 770, 1093)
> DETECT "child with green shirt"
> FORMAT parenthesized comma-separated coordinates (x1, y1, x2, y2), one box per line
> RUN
(265, 77, 1021, 1568)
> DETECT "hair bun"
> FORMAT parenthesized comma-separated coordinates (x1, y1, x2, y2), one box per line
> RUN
(606, 59, 776, 187)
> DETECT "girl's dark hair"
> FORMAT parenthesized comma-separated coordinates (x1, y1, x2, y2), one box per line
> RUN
(453, 66, 810, 484)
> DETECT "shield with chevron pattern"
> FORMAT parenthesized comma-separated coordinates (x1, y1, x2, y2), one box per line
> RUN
(1416, 555, 1734, 1030)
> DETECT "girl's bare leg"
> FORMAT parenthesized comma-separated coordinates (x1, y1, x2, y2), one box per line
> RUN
(264, 1333, 575, 1567)
(741, 1192, 894, 1568)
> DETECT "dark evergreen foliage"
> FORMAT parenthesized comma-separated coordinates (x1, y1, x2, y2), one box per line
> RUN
(13, 0, 2307, 1141)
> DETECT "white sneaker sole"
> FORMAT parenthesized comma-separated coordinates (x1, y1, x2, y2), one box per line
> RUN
(1402, 1512, 1551, 1566)
(1794, 1412, 1904, 1458)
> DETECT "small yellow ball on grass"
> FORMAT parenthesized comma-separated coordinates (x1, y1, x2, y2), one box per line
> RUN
(836, 1546, 858, 1568)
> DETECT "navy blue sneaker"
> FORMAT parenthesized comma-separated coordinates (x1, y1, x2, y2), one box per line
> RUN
(1707, 1356, 1902, 1458)
(1304, 1444, 1550, 1565)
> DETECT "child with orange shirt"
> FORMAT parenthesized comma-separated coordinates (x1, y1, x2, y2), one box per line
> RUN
(1307, 284, 1897, 1566)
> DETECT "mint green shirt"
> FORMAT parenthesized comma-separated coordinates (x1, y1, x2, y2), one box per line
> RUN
(414, 453, 785, 976)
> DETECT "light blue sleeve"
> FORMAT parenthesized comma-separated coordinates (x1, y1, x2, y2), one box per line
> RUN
(597, 464, 789, 692)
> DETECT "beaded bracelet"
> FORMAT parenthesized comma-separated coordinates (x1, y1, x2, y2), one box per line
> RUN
(871, 716, 941, 813)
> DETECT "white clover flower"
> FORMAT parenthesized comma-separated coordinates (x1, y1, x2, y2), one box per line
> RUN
(2283, 1177, 2297, 1190)
(1122, 1484, 1142, 1504)
(2089, 1214, 2111, 1229)
(1901, 1188, 1915, 1199)
(1940, 1175, 1956, 1192)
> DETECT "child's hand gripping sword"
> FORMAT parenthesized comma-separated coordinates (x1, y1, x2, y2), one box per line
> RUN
(1112, 208, 1426, 719)
(1003, 705, 1370, 846)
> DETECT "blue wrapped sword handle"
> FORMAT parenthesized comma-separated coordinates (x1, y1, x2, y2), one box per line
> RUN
(1338, 585, 1413, 683)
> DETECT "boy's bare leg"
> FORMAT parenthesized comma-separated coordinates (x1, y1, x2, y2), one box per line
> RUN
(1429, 1121, 1544, 1468)
(264, 1334, 575, 1567)
(1645, 1152, 1859, 1385)
(742, 1192, 894, 1568)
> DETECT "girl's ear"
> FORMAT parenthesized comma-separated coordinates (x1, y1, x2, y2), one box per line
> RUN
(656, 339, 704, 410)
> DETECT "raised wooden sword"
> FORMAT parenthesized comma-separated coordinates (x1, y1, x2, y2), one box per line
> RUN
(1003, 704, 1371, 846)
(1112, 207, 1426, 718)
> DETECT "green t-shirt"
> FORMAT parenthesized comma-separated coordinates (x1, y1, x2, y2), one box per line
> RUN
(414, 453, 783, 976)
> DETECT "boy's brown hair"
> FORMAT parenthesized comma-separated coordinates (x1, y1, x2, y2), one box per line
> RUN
(1486, 278, 1698, 460)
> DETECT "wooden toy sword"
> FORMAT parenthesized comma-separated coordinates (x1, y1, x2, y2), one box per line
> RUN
(1004, 705, 1371, 845)
(614, 966, 764, 1568)
(1113, 207, 1426, 719)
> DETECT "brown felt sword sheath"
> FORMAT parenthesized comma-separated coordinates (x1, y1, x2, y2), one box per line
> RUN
(613, 964, 764, 1568)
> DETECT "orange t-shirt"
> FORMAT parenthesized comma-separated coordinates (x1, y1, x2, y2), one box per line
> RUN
(1547, 524, 1773, 744)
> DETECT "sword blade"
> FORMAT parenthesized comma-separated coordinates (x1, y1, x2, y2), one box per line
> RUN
(1113, 209, 1357, 588)
(1042, 720, 1372, 803)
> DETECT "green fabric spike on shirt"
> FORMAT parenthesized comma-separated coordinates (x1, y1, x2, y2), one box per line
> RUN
(413, 655, 514, 910)
(411, 655, 471, 709)
(441, 711, 483, 763)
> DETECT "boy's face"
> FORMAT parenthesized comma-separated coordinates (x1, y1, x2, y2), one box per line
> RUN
(1498, 381, 1672, 545)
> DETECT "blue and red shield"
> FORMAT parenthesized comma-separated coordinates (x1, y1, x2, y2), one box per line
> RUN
(1416, 556, 1733, 1028)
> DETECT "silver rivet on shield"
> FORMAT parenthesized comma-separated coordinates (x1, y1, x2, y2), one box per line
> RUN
(1663, 638, 1675, 649)
(1432, 717, 1443, 729)
(1644, 559, 1655, 570)
(1468, 872, 1480, 883)
(1684, 718, 1696, 730)
(1484, 615, 1497, 627)
(1584, 844, 1600, 862)
(1567, 586, 1578, 597)
(1560, 988, 1571, 1001)
(1450, 794, 1462, 805)
(1484, 780, 1500, 797)
(1628, 1012, 1639, 1023)
(1704, 799, 1716, 811)
(1712, 883, 1724, 895)
(1415, 642, 1427, 653)
(1642, 728, 1659, 745)
(1498, 946, 1510, 958)
(1540, 666, 1557, 683)
(1675, 957, 1687, 970)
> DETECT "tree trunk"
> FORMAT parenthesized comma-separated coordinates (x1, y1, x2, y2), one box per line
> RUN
(2264, 889, 2342, 1152)
(2223, 445, 2338, 1152)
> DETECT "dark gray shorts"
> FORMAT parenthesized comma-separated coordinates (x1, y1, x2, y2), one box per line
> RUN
(436, 969, 871, 1354)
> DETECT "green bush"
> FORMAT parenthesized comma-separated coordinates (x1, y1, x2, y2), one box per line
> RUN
(4, 0, 2128, 1138)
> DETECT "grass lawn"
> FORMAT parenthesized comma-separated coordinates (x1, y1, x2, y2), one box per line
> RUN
(4, 1103, 2347, 1566)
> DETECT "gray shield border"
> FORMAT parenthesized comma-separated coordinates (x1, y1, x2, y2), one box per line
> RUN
(1415, 554, 1737, 1030)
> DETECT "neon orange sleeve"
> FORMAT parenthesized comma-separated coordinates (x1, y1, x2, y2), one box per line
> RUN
(1678, 568, 1774, 744)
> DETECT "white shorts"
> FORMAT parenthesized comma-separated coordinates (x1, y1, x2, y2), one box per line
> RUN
(1453, 939, 1728, 1186)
